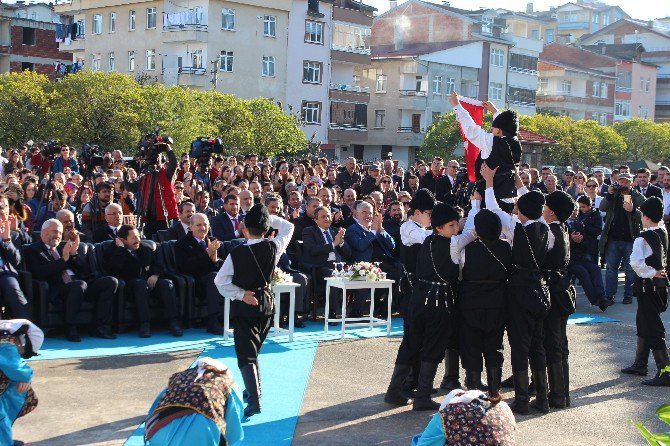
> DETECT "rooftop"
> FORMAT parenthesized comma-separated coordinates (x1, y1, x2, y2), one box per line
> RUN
(518, 128, 557, 145)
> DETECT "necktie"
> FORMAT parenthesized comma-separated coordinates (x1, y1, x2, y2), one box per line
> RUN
(642, 188, 647, 195)
(324, 230, 333, 245)
(232, 217, 238, 231)
(199, 239, 207, 250)
(50, 248, 72, 284)
(113, 227, 118, 237)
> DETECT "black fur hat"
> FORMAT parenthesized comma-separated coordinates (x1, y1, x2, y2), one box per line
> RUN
(545, 191, 576, 223)
(431, 202, 460, 228)
(492, 110, 519, 137)
(517, 190, 545, 220)
(475, 209, 502, 242)
(640, 197, 664, 223)
(409, 188, 436, 213)
(244, 203, 270, 232)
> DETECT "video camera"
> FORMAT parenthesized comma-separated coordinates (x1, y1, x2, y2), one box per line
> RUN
(80, 143, 104, 169)
(137, 130, 173, 167)
(189, 137, 223, 160)
(42, 140, 63, 158)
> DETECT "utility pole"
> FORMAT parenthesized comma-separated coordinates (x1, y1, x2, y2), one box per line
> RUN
(210, 59, 219, 90)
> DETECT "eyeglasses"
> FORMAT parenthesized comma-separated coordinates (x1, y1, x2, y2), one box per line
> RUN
(381, 180, 390, 184)
(565, 173, 574, 176)
(586, 184, 597, 188)
(307, 185, 317, 190)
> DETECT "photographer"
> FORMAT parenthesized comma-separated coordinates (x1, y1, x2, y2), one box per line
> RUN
(138, 147, 178, 239)
(598, 172, 645, 305)
(52, 145, 79, 175)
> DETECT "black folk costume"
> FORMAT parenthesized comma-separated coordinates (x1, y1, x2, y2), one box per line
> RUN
(385, 203, 475, 411)
(457, 207, 511, 399)
(628, 197, 670, 386)
(485, 187, 555, 415)
(214, 205, 295, 416)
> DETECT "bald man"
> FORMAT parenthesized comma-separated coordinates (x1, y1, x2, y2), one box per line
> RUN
(92, 203, 123, 243)
(174, 213, 225, 335)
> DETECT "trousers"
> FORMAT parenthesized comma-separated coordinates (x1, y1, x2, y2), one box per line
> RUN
(131, 278, 179, 323)
(232, 315, 273, 368)
(458, 307, 506, 371)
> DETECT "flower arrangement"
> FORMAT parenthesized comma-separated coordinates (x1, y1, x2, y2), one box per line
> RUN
(345, 262, 383, 281)
(272, 269, 293, 285)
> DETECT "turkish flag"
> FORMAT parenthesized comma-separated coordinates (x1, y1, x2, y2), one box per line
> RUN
(456, 97, 484, 182)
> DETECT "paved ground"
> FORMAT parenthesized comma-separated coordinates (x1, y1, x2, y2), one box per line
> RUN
(12, 275, 670, 445)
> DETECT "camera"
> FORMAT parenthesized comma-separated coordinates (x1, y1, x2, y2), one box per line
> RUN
(80, 144, 104, 169)
(137, 130, 173, 167)
(189, 137, 223, 160)
(42, 140, 63, 157)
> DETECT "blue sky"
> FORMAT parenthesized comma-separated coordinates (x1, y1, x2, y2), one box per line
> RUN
(365, 0, 670, 21)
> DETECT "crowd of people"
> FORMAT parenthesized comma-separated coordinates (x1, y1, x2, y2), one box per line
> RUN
(2, 89, 670, 444)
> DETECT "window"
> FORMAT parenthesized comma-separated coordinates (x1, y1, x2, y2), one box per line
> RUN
(92, 14, 102, 34)
(507, 86, 536, 105)
(303, 61, 322, 84)
(592, 12, 599, 24)
(264, 15, 276, 37)
(76, 20, 85, 37)
(146, 49, 156, 70)
(489, 82, 503, 100)
(445, 77, 456, 94)
(192, 49, 203, 69)
(599, 114, 607, 125)
(108, 52, 115, 71)
(376, 74, 387, 93)
(92, 53, 101, 72)
(538, 77, 548, 92)
(333, 23, 371, 53)
(615, 100, 630, 117)
(603, 14, 610, 26)
(374, 110, 385, 128)
(415, 76, 427, 93)
(305, 21, 324, 44)
(600, 82, 608, 98)
(128, 51, 135, 71)
(509, 53, 538, 73)
(220, 51, 233, 72)
(110, 12, 116, 32)
(433, 76, 443, 94)
(561, 80, 572, 95)
(646, 78, 651, 92)
(481, 17, 493, 34)
(21, 27, 35, 45)
(262, 56, 275, 77)
(146, 8, 156, 29)
(592, 112, 599, 121)
(302, 101, 321, 124)
(490, 49, 505, 67)
(129, 10, 136, 31)
(546, 29, 555, 43)
(531, 29, 539, 40)
(222, 8, 235, 30)
(592, 81, 600, 97)
(20, 62, 33, 72)
(641, 76, 645, 91)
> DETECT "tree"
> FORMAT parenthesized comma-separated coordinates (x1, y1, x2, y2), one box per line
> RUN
(246, 98, 306, 157)
(208, 92, 253, 154)
(613, 119, 668, 163)
(0, 71, 51, 147)
(522, 114, 574, 166)
(421, 112, 461, 161)
(49, 71, 148, 150)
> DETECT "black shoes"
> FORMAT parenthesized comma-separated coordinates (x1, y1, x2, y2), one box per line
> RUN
(92, 327, 117, 340)
(622, 337, 649, 376)
(413, 362, 440, 411)
(486, 367, 502, 399)
(169, 321, 183, 337)
(598, 297, 614, 312)
(139, 322, 152, 338)
(240, 364, 262, 417)
(622, 296, 633, 304)
(547, 362, 566, 409)
(66, 326, 81, 343)
(384, 364, 411, 406)
(439, 349, 463, 391)
(510, 370, 530, 415)
(641, 349, 670, 387)
(206, 323, 225, 336)
(529, 369, 550, 414)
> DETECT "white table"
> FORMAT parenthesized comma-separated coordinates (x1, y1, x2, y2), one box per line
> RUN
(223, 282, 300, 342)
(323, 277, 395, 339)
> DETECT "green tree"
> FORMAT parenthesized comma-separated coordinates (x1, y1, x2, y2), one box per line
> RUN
(613, 118, 667, 162)
(246, 98, 306, 157)
(49, 71, 148, 150)
(522, 114, 574, 166)
(0, 71, 52, 147)
(208, 92, 253, 154)
(421, 112, 462, 161)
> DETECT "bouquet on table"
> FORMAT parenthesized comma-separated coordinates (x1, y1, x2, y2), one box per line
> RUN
(345, 262, 384, 281)
(272, 269, 293, 285)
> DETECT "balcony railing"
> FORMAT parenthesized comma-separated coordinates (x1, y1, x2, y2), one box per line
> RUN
(332, 44, 371, 55)
(398, 127, 425, 133)
(507, 99, 536, 107)
(329, 83, 370, 93)
(329, 123, 368, 131)
(400, 90, 427, 96)
(509, 66, 539, 76)
(163, 23, 208, 32)
(616, 86, 632, 92)
(179, 66, 206, 74)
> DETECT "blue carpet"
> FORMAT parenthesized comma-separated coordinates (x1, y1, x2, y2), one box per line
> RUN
(568, 312, 619, 325)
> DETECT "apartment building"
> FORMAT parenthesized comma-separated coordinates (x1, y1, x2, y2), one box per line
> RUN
(580, 19, 670, 123)
(549, 1, 629, 42)
(0, 2, 71, 79)
(537, 44, 615, 123)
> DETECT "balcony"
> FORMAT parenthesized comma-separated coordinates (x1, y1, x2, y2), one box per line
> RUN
(329, 83, 370, 102)
(329, 123, 368, 142)
(163, 25, 208, 43)
(397, 127, 425, 133)
(509, 66, 539, 76)
(178, 67, 209, 88)
(399, 90, 427, 97)
(331, 49, 370, 65)
(59, 36, 85, 52)
(557, 22, 590, 30)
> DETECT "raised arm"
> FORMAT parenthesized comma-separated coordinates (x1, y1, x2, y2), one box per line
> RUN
(269, 214, 295, 263)
(450, 92, 494, 159)
(214, 255, 245, 301)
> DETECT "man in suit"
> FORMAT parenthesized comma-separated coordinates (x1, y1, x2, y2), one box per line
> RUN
(289, 196, 321, 250)
(211, 194, 243, 242)
(174, 213, 224, 334)
(56, 209, 89, 243)
(106, 224, 182, 338)
(302, 206, 351, 319)
(91, 203, 123, 243)
(340, 188, 357, 223)
(0, 195, 29, 319)
(403, 175, 420, 197)
(383, 201, 403, 258)
(24, 218, 118, 342)
(435, 160, 459, 205)
(419, 157, 446, 195)
(636, 168, 663, 199)
(344, 201, 401, 316)
(239, 189, 254, 214)
(195, 190, 217, 220)
(164, 201, 195, 241)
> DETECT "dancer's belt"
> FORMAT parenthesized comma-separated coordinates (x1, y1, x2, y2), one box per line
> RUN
(145, 407, 195, 441)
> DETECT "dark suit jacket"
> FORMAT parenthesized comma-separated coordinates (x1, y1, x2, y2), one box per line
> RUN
(636, 184, 663, 199)
(435, 176, 455, 204)
(0, 236, 21, 274)
(289, 216, 316, 250)
(174, 232, 222, 279)
(211, 212, 240, 242)
(301, 225, 352, 268)
(92, 225, 117, 243)
(105, 244, 161, 283)
(344, 222, 395, 262)
(164, 221, 188, 241)
(24, 241, 91, 291)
